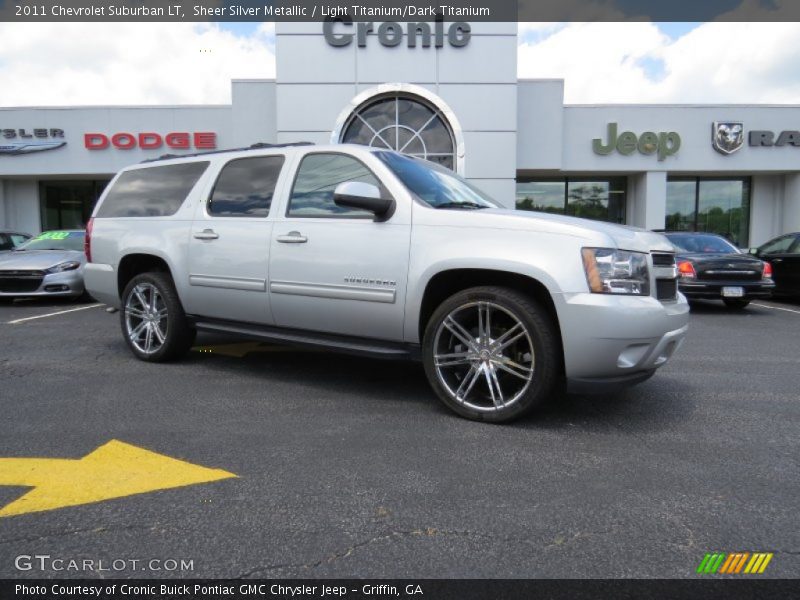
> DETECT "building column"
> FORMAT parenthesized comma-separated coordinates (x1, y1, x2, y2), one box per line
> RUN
(628, 171, 667, 230)
(0, 180, 6, 229)
(782, 173, 800, 235)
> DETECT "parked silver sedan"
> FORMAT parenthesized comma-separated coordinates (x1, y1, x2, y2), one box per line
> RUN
(0, 230, 87, 301)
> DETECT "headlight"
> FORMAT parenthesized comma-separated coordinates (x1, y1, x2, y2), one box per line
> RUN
(581, 248, 650, 296)
(47, 261, 81, 273)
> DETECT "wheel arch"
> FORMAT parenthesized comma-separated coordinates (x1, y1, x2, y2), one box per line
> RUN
(417, 267, 564, 367)
(117, 253, 174, 299)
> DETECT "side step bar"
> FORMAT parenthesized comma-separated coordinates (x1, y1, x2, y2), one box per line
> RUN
(189, 317, 421, 361)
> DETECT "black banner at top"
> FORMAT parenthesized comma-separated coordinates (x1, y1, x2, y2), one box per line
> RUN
(3, 0, 800, 22)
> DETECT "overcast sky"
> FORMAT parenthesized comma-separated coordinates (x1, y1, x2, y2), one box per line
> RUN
(1, 22, 800, 106)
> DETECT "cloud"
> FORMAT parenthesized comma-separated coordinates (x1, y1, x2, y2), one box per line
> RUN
(0, 22, 276, 106)
(518, 22, 800, 104)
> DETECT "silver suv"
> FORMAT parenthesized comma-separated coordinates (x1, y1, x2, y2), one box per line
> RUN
(85, 143, 689, 422)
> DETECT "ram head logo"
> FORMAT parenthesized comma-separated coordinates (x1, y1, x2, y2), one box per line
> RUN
(712, 122, 744, 155)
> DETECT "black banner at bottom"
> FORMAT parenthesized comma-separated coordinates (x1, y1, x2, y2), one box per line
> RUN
(2, 579, 799, 600)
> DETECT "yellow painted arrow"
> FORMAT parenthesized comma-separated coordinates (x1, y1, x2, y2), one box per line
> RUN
(0, 440, 237, 518)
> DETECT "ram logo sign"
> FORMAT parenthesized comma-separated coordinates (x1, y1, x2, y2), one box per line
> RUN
(712, 122, 745, 155)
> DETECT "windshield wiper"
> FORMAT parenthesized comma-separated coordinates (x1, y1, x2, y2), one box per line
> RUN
(433, 202, 489, 210)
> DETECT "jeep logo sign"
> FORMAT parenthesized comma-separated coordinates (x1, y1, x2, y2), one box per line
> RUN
(593, 123, 681, 161)
(324, 18, 471, 48)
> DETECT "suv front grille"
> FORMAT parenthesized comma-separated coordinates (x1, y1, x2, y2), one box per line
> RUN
(651, 253, 677, 301)
(651, 252, 676, 267)
(0, 270, 44, 293)
(656, 278, 678, 301)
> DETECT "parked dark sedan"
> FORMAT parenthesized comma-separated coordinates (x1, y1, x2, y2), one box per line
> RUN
(748, 232, 800, 299)
(664, 232, 774, 309)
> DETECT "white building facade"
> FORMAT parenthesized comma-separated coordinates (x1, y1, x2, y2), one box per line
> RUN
(1, 21, 799, 248)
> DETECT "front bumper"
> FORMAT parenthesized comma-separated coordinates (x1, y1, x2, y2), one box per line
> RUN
(556, 291, 690, 392)
(0, 269, 85, 298)
(678, 279, 774, 300)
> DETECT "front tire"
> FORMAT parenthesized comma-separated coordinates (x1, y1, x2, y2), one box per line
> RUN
(120, 272, 195, 362)
(422, 286, 561, 423)
(723, 299, 750, 309)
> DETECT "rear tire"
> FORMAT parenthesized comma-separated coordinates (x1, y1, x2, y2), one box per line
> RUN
(120, 272, 195, 362)
(422, 286, 561, 423)
(723, 299, 750, 310)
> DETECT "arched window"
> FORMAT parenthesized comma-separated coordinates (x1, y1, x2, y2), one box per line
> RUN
(340, 93, 456, 170)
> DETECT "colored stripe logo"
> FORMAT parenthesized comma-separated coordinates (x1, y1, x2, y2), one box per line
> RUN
(697, 552, 773, 574)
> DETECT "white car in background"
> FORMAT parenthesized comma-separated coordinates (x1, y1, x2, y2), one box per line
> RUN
(0, 230, 88, 301)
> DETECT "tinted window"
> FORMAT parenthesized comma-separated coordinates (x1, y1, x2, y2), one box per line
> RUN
(667, 234, 739, 254)
(759, 235, 795, 255)
(288, 154, 379, 217)
(0, 234, 11, 251)
(209, 156, 284, 217)
(18, 231, 84, 252)
(97, 162, 209, 218)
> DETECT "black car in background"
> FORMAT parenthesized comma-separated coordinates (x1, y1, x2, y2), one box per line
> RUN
(0, 231, 31, 252)
(664, 232, 774, 309)
(748, 233, 800, 299)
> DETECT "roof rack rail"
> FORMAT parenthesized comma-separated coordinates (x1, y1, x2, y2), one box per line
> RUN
(140, 141, 315, 163)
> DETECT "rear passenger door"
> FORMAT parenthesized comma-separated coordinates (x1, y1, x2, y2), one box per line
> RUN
(185, 154, 285, 324)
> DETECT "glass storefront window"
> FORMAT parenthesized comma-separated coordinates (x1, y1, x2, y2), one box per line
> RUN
(515, 180, 565, 214)
(40, 180, 110, 231)
(666, 178, 751, 247)
(516, 177, 626, 224)
(665, 180, 696, 232)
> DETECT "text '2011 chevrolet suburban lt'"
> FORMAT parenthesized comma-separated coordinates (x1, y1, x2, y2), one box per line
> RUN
(84, 143, 689, 422)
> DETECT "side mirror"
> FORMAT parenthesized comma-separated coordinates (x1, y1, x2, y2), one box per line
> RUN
(333, 182, 395, 221)
(748, 247, 760, 256)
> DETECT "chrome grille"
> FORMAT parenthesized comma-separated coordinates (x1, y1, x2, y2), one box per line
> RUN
(0, 270, 44, 293)
(651, 253, 678, 301)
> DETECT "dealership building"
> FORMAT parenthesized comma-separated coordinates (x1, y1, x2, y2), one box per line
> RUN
(1, 21, 799, 248)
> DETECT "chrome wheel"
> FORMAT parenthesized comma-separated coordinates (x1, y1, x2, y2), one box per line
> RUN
(124, 283, 168, 355)
(432, 301, 535, 412)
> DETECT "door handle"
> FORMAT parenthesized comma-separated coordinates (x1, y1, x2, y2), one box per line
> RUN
(193, 229, 219, 240)
(772, 258, 783, 263)
(276, 231, 308, 244)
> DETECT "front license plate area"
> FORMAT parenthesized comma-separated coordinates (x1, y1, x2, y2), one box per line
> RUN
(722, 286, 744, 298)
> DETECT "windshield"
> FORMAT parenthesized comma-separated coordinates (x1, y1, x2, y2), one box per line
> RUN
(16, 231, 85, 252)
(666, 233, 740, 254)
(375, 151, 499, 209)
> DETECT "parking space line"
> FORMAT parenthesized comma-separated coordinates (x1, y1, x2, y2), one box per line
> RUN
(752, 303, 800, 315)
(7, 303, 104, 324)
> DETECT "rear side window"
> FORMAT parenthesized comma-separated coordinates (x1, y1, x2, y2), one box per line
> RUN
(208, 156, 284, 217)
(96, 162, 209, 218)
(0, 234, 11, 251)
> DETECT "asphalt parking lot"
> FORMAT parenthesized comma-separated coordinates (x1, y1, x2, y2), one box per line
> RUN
(0, 297, 798, 579)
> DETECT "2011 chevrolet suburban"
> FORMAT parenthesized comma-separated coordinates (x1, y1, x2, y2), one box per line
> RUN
(84, 143, 689, 422)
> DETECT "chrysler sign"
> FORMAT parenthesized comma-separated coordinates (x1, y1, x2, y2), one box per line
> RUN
(0, 128, 66, 156)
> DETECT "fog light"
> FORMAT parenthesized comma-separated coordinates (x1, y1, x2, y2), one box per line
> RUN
(44, 284, 69, 292)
